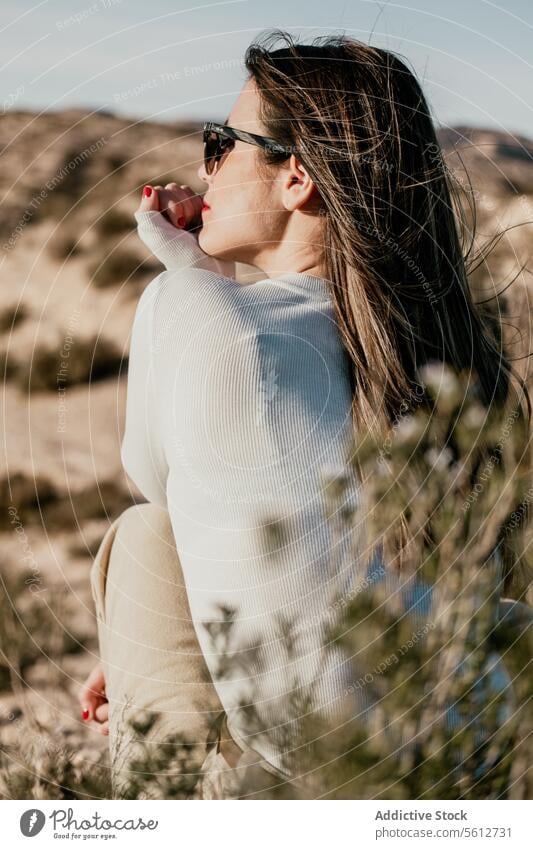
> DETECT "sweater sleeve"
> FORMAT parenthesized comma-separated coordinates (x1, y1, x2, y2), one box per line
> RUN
(120, 273, 169, 506)
(135, 210, 237, 278)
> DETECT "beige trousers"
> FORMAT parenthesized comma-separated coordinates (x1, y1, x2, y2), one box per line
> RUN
(89, 503, 287, 799)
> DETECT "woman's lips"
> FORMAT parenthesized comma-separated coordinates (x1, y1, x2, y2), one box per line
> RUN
(201, 202, 210, 212)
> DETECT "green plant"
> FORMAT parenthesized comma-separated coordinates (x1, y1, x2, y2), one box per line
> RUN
(0, 732, 112, 801)
(203, 362, 532, 799)
(109, 708, 205, 800)
(0, 707, 206, 801)
(0, 570, 82, 693)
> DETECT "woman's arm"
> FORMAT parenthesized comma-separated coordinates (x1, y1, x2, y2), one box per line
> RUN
(135, 183, 236, 278)
(121, 273, 169, 506)
(123, 181, 241, 504)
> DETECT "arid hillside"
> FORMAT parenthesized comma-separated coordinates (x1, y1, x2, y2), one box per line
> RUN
(0, 110, 532, 788)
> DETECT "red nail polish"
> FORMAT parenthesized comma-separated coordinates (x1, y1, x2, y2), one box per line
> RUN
(82, 709, 90, 720)
(143, 186, 153, 198)
(177, 216, 186, 227)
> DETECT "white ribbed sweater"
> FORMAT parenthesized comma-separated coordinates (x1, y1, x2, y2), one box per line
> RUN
(122, 211, 514, 779)
(122, 211, 367, 776)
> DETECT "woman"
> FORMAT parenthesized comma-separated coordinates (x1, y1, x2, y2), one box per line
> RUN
(79, 30, 530, 799)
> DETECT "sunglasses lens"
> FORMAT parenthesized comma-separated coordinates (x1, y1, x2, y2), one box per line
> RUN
(204, 132, 219, 175)
(204, 131, 234, 175)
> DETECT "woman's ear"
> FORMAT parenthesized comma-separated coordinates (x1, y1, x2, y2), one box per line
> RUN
(281, 154, 320, 212)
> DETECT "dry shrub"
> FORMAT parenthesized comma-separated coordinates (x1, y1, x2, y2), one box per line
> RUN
(94, 209, 132, 237)
(88, 248, 151, 288)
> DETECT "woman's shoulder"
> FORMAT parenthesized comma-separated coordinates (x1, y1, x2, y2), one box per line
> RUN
(151, 265, 260, 323)
(148, 265, 327, 328)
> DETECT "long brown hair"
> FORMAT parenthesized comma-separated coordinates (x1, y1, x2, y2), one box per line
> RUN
(245, 30, 530, 425)
(244, 29, 532, 592)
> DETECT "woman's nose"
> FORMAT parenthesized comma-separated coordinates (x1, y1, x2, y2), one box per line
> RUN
(197, 160, 211, 184)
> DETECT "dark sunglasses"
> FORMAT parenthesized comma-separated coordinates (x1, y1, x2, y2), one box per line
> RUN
(202, 121, 294, 175)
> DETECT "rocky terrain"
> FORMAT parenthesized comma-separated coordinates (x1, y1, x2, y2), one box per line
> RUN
(0, 109, 532, 794)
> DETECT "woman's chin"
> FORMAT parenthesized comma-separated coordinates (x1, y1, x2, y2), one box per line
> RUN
(198, 227, 212, 254)
(198, 227, 232, 261)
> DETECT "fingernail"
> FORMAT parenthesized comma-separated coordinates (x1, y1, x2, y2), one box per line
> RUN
(177, 216, 186, 228)
(82, 709, 90, 721)
(143, 186, 153, 198)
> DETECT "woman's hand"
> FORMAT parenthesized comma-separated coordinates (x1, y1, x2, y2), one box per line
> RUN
(137, 182, 204, 230)
(79, 661, 109, 736)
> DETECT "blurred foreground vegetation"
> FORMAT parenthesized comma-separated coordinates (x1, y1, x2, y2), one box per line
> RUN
(1, 363, 531, 799)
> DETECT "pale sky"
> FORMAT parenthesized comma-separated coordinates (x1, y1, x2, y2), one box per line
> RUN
(2, 0, 532, 139)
